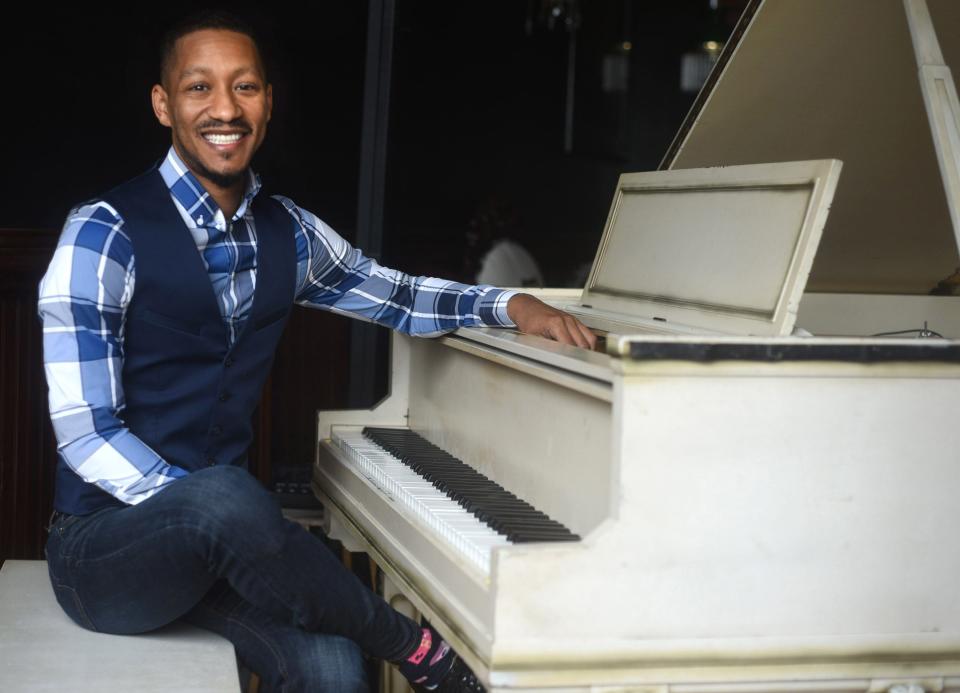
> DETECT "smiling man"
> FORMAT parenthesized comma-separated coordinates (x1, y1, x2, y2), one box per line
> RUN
(153, 27, 272, 210)
(38, 9, 592, 693)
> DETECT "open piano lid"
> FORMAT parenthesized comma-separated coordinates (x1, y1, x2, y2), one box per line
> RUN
(580, 159, 842, 337)
(663, 0, 960, 295)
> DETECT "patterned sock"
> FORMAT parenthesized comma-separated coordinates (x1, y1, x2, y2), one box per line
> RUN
(398, 626, 455, 690)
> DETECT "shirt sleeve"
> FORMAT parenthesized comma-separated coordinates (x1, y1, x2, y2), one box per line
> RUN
(274, 196, 518, 336)
(38, 201, 190, 505)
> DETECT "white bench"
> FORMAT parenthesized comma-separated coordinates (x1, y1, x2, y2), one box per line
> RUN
(0, 561, 240, 692)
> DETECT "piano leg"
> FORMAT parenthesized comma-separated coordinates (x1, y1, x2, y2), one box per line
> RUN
(322, 507, 366, 553)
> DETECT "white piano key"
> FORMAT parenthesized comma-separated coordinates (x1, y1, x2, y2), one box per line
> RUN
(333, 429, 510, 574)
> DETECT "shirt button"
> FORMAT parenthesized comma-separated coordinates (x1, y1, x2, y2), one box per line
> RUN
(211, 425, 222, 436)
(224, 357, 235, 368)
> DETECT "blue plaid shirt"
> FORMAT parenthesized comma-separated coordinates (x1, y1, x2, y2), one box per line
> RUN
(39, 147, 516, 506)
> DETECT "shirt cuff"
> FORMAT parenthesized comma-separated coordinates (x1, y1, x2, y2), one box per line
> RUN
(479, 288, 518, 328)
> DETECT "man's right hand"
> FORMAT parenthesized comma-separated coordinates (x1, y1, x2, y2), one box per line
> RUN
(506, 293, 596, 350)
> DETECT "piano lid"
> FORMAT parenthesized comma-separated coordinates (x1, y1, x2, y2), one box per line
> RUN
(663, 0, 960, 295)
(580, 159, 841, 337)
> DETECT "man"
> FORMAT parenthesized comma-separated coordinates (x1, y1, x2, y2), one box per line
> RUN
(38, 10, 595, 692)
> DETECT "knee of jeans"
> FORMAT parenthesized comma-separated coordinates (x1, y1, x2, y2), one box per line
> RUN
(284, 635, 368, 693)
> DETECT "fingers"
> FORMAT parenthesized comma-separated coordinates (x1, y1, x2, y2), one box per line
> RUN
(563, 315, 593, 349)
(507, 293, 596, 350)
(577, 320, 598, 350)
(545, 319, 578, 347)
(546, 314, 595, 349)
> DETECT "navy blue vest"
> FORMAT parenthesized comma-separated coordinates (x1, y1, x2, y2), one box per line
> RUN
(53, 167, 296, 515)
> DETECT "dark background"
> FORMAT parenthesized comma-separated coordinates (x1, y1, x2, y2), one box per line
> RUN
(0, 1, 746, 561)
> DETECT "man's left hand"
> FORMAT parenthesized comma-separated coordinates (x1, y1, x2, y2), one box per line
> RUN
(506, 294, 597, 350)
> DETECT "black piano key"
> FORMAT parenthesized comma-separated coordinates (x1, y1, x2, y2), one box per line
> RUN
(510, 532, 580, 543)
(364, 427, 579, 545)
(497, 521, 574, 534)
(474, 510, 558, 524)
(484, 518, 570, 534)
(504, 526, 577, 538)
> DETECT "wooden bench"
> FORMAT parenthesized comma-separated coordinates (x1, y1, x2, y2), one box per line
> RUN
(0, 561, 240, 692)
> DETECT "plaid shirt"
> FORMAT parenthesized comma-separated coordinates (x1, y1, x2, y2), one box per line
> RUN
(39, 147, 516, 506)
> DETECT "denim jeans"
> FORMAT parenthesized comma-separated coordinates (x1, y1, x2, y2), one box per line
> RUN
(44, 465, 421, 692)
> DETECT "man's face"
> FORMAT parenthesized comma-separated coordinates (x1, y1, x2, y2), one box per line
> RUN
(151, 29, 272, 190)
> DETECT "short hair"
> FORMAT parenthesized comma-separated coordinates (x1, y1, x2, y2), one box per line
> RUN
(159, 9, 266, 86)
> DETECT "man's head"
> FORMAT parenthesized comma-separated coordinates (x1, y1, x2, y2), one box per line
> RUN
(152, 11, 272, 192)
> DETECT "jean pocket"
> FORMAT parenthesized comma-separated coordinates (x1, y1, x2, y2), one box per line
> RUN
(48, 514, 83, 560)
(50, 580, 99, 632)
(57, 513, 81, 533)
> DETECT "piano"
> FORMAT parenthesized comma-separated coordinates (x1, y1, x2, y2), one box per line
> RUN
(313, 1, 960, 691)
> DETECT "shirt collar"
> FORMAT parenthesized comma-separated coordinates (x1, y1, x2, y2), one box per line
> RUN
(157, 146, 262, 227)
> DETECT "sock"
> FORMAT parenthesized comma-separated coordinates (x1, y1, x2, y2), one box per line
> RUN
(398, 626, 455, 690)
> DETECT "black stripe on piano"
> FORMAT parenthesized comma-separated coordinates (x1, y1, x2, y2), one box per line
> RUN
(363, 427, 580, 544)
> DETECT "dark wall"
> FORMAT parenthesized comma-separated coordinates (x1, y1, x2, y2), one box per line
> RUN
(3, 3, 368, 232)
(382, 1, 746, 286)
(3, 0, 749, 297)
(0, 230, 60, 562)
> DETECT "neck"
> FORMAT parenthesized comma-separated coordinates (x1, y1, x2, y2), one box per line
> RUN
(170, 143, 248, 219)
(203, 180, 245, 219)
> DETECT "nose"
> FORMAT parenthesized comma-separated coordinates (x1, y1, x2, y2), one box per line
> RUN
(208, 84, 242, 123)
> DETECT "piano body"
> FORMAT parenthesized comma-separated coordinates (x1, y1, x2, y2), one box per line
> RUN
(313, 1, 960, 691)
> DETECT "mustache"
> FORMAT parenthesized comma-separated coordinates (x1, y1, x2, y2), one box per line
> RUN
(198, 119, 252, 132)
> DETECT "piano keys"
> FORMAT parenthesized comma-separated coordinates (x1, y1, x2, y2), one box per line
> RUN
(331, 427, 576, 575)
(332, 428, 510, 574)
(360, 428, 578, 544)
(313, 1, 960, 690)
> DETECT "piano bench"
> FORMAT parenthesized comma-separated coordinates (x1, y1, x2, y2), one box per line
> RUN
(0, 560, 241, 692)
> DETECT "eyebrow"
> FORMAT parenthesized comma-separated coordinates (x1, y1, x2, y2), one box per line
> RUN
(178, 66, 260, 81)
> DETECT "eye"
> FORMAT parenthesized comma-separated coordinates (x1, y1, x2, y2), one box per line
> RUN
(186, 83, 209, 92)
(236, 82, 259, 92)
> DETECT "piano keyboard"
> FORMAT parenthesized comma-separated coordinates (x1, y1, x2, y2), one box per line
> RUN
(331, 427, 578, 574)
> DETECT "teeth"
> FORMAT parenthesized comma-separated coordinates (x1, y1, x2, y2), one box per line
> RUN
(204, 133, 243, 144)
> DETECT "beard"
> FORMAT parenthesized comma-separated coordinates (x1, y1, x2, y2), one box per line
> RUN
(173, 117, 253, 189)
(178, 142, 247, 189)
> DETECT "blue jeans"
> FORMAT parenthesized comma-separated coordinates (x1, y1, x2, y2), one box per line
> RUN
(44, 465, 421, 692)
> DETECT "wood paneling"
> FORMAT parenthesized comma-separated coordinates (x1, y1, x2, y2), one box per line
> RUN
(0, 229, 59, 561)
(264, 306, 353, 478)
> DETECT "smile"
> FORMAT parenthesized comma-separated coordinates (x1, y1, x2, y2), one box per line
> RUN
(203, 132, 246, 145)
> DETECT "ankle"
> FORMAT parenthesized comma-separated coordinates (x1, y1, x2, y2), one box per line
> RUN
(397, 626, 455, 689)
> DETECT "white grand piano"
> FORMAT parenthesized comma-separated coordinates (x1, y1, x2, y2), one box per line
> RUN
(313, 1, 960, 691)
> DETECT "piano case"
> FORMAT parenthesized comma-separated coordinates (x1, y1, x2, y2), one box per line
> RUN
(313, 1, 960, 691)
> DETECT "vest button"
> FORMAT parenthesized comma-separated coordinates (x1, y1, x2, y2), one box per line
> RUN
(218, 392, 229, 402)
(225, 356, 235, 367)
(205, 456, 216, 466)
(211, 425, 222, 436)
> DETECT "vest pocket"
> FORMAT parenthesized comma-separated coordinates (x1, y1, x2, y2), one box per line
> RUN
(126, 309, 224, 391)
(139, 308, 211, 338)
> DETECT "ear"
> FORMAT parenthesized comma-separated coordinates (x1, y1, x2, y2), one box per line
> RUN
(266, 83, 273, 123)
(151, 84, 172, 128)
